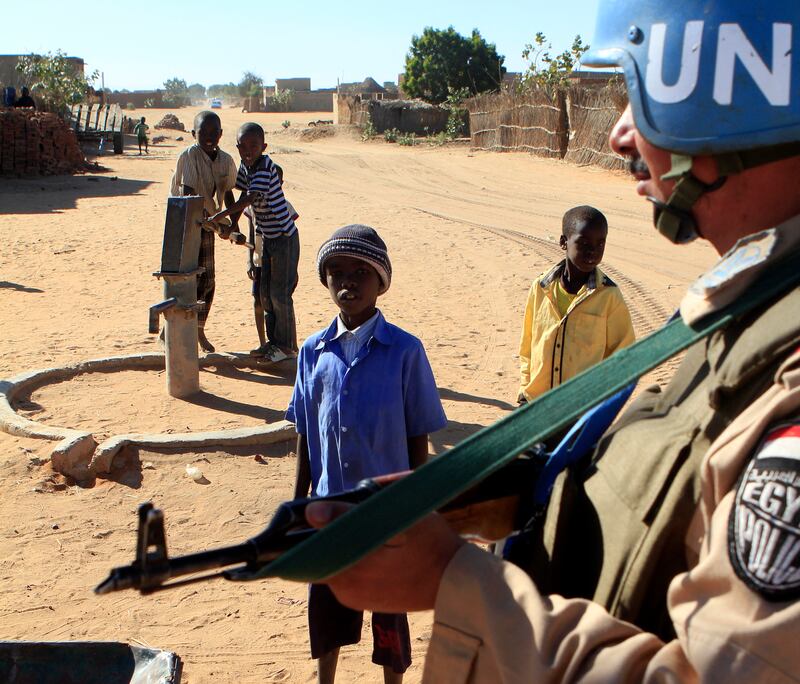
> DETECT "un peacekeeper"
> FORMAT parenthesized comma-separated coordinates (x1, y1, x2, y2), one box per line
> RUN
(304, 1, 800, 680)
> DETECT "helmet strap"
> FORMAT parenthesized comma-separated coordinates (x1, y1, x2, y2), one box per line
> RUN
(649, 154, 725, 244)
(650, 142, 800, 245)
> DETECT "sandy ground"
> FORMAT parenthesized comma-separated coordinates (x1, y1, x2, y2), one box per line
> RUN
(0, 106, 718, 683)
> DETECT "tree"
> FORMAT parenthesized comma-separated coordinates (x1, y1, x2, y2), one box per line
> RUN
(520, 33, 590, 92)
(270, 88, 294, 112)
(15, 50, 98, 114)
(208, 83, 238, 99)
(163, 77, 189, 106)
(403, 27, 505, 104)
(239, 71, 264, 98)
(187, 83, 206, 102)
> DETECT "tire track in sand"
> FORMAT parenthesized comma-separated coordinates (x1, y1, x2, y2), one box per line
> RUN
(413, 207, 683, 386)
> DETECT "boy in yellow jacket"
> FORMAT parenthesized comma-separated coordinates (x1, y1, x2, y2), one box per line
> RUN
(518, 206, 634, 403)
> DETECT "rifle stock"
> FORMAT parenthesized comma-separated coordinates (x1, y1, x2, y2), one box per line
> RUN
(95, 456, 541, 595)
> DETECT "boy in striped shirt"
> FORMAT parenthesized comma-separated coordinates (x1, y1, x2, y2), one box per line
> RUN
(208, 122, 299, 362)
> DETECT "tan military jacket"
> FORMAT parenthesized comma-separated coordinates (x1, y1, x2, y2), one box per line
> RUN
(424, 223, 800, 683)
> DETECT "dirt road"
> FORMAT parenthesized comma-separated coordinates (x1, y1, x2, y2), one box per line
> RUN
(0, 107, 717, 683)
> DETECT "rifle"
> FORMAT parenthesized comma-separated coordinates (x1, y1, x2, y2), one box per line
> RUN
(94, 455, 543, 595)
(95, 383, 634, 595)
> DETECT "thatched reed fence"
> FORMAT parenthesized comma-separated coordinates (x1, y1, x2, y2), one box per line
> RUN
(564, 84, 628, 170)
(467, 90, 567, 159)
(466, 82, 627, 170)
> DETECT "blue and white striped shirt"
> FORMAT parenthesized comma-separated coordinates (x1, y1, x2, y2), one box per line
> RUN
(235, 154, 297, 239)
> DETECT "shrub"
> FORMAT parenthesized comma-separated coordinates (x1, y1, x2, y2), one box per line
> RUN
(384, 128, 399, 143)
(125, 102, 135, 110)
(520, 33, 590, 94)
(397, 132, 416, 147)
(281, 120, 291, 129)
(15, 50, 98, 114)
(272, 89, 294, 112)
(361, 115, 377, 141)
(443, 87, 470, 139)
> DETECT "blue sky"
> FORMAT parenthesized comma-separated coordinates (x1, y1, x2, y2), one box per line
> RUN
(7, 0, 600, 91)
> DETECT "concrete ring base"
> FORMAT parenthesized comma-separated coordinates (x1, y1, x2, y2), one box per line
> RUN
(0, 352, 295, 480)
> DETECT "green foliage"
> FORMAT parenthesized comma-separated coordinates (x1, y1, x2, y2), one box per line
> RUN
(443, 86, 470, 139)
(163, 77, 189, 106)
(384, 128, 399, 143)
(187, 83, 206, 101)
(125, 102, 135, 110)
(239, 71, 264, 98)
(397, 132, 416, 146)
(15, 50, 98, 114)
(361, 115, 377, 141)
(271, 88, 294, 111)
(430, 131, 449, 146)
(521, 33, 590, 93)
(281, 120, 291, 129)
(208, 83, 239, 99)
(143, 98, 155, 108)
(403, 26, 505, 104)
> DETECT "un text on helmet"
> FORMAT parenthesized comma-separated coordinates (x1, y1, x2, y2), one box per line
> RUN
(645, 22, 792, 107)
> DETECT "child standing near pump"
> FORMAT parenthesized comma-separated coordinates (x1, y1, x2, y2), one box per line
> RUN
(518, 205, 635, 403)
(246, 163, 299, 356)
(133, 116, 149, 155)
(287, 225, 447, 684)
(170, 110, 239, 352)
(208, 122, 298, 363)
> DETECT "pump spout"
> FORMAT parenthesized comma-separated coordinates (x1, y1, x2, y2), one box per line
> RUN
(148, 297, 177, 334)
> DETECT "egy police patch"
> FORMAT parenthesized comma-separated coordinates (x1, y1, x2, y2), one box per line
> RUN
(730, 422, 800, 601)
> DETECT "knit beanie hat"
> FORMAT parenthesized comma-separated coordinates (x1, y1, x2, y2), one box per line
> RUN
(317, 224, 392, 293)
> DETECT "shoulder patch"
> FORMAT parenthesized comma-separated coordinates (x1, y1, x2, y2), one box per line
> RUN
(729, 421, 800, 601)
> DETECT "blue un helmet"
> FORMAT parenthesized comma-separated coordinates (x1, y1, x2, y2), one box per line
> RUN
(584, 1, 800, 243)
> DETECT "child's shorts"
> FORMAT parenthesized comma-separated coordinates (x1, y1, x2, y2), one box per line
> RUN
(308, 583, 411, 674)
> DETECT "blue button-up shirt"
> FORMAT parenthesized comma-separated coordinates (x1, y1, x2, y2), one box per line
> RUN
(286, 311, 447, 496)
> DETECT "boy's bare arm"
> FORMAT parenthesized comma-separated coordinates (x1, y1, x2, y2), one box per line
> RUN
(223, 190, 240, 229)
(407, 434, 430, 470)
(208, 190, 252, 223)
(293, 434, 312, 499)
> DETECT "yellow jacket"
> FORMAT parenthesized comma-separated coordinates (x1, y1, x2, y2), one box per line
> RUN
(519, 262, 635, 401)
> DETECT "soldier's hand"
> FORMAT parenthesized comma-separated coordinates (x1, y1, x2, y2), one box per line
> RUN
(247, 265, 256, 281)
(305, 501, 464, 613)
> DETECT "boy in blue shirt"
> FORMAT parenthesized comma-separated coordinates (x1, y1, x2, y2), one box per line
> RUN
(287, 225, 447, 684)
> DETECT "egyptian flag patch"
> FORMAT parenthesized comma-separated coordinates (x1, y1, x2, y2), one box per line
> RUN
(729, 421, 800, 601)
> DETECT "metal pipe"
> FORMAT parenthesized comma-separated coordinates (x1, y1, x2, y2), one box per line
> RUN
(148, 298, 177, 334)
(155, 196, 205, 399)
(162, 277, 199, 398)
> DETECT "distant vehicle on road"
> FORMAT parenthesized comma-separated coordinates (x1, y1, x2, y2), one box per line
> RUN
(210, 98, 222, 109)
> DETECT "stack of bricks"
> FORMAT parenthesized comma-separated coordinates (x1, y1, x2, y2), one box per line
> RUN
(0, 108, 86, 177)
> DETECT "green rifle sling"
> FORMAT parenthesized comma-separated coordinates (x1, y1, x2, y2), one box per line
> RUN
(247, 254, 800, 583)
